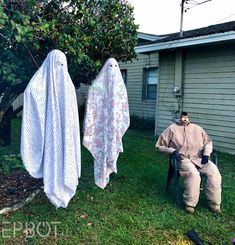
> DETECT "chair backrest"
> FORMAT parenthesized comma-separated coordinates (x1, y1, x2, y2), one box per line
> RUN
(211, 153, 218, 165)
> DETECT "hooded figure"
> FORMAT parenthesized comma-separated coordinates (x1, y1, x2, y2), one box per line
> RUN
(83, 58, 130, 189)
(21, 49, 81, 208)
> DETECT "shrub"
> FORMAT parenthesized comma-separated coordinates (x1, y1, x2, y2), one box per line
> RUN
(129, 115, 155, 131)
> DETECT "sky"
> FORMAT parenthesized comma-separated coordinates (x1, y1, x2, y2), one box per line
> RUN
(127, 0, 235, 35)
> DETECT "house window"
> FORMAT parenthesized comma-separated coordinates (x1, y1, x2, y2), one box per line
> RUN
(121, 69, 127, 84)
(143, 67, 158, 100)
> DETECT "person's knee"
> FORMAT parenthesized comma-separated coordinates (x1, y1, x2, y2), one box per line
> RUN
(187, 170, 201, 181)
(215, 172, 222, 185)
(206, 167, 221, 183)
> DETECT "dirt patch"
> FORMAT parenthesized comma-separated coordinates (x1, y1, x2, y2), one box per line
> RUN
(0, 169, 43, 209)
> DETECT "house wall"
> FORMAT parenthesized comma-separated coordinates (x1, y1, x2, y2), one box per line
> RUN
(156, 43, 235, 154)
(79, 53, 159, 119)
(155, 51, 179, 134)
(119, 52, 158, 119)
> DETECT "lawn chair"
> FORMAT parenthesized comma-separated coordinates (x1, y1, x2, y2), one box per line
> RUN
(165, 153, 218, 208)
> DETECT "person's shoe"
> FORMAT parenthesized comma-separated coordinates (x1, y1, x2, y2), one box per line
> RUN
(208, 204, 221, 213)
(185, 205, 195, 214)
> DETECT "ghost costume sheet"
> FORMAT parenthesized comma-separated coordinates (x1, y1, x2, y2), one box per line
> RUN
(21, 49, 81, 208)
(83, 58, 130, 189)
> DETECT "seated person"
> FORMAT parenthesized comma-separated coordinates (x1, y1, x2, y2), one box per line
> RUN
(156, 111, 222, 214)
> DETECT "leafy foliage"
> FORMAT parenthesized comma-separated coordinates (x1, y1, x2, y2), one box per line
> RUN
(0, 0, 138, 144)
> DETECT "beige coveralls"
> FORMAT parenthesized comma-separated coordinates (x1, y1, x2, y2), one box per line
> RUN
(156, 123, 221, 207)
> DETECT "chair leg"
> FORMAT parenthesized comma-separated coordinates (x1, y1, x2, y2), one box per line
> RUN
(165, 157, 181, 208)
(165, 161, 174, 193)
(173, 158, 180, 208)
(175, 174, 180, 208)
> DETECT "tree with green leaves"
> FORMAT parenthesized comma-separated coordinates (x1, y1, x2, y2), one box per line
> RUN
(0, 0, 138, 146)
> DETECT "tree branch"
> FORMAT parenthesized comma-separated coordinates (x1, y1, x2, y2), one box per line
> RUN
(23, 44, 39, 69)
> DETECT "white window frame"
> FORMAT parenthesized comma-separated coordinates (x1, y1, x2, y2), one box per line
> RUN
(143, 67, 158, 100)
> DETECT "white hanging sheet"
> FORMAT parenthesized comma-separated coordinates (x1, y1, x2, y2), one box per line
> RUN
(21, 49, 81, 208)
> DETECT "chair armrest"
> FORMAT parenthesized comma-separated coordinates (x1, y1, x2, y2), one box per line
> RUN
(170, 155, 180, 175)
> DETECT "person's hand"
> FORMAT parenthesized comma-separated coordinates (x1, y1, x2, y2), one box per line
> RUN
(171, 150, 182, 162)
(201, 155, 209, 164)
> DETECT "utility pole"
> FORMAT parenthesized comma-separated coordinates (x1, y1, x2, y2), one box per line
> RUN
(180, 0, 185, 37)
(179, 0, 212, 37)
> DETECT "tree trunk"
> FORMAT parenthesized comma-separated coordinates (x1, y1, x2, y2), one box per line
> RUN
(0, 106, 13, 146)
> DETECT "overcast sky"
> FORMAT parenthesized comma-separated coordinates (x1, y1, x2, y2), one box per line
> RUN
(127, 0, 235, 35)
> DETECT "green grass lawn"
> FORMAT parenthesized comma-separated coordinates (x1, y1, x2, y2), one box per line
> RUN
(0, 118, 235, 244)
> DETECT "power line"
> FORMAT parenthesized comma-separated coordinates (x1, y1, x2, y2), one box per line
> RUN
(185, 1, 211, 12)
(214, 13, 235, 24)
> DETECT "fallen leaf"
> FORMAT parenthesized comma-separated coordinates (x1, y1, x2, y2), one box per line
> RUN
(80, 214, 88, 218)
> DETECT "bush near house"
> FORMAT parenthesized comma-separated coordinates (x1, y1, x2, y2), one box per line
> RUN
(130, 115, 155, 131)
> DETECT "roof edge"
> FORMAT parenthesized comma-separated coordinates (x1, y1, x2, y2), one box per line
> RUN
(136, 31, 235, 53)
